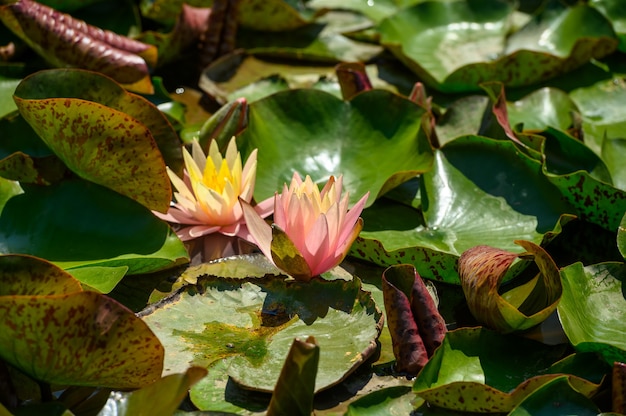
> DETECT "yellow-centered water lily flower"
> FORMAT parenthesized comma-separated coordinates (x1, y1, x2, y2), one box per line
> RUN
(154, 137, 273, 243)
(243, 173, 368, 281)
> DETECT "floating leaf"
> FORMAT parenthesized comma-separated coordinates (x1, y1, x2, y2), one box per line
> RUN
(0, 290, 164, 388)
(413, 327, 606, 413)
(67, 265, 128, 294)
(0, 0, 156, 93)
(345, 386, 415, 416)
(619, 213, 626, 259)
(0, 179, 188, 274)
(237, 88, 432, 207)
(508, 376, 601, 416)
(557, 262, 626, 364)
(459, 240, 561, 333)
(237, 0, 313, 32)
(238, 11, 383, 63)
(139, 254, 383, 401)
(352, 143, 571, 283)
(377, 1, 617, 92)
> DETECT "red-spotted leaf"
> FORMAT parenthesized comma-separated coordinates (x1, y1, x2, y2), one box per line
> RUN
(0, 0, 156, 93)
(458, 240, 561, 333)
(13, 68, 183, 177)
(0, 291, 164, 388)
(0, 254, 82, 296)
(13, 74, 173, 213)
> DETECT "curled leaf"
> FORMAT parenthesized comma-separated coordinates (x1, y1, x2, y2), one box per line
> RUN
(459, 240, 561, 333)
(614, 362, 626, 414)
(267, 336, 319, 416)
(382, 264, 447, 375)
(0, 0, 156, 93)
(336, 62, 372, 101)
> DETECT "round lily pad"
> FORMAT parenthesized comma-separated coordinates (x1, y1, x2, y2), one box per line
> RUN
(139, 254, 383, 394)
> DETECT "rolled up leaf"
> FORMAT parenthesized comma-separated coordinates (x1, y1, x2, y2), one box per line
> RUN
(0, 0, 156, 93)
(459, 240, 561, 333)
(267, 336, 319, 416)
(382, 264, 446, 375)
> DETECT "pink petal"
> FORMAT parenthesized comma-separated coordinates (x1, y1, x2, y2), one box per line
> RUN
(177, 225, 221, 241)
(337, 192, 369, 244)
(241, 198, 273, 261)
(302, 214, 332, 275)
(254, 196, 275, 218)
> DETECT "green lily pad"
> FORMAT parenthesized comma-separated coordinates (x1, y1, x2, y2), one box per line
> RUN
(67, 265, 128, 293)
(351, 144, 569, 283)
(377, 1, 617, 92)
(0, 179, 188, 274)
(238, 11, 383, 63)
(508, 376, 600, 416)
(237, 0, 315, 32)
(602, 137, 626, 191)
(557, 261, 626, 364)
(0, 289, 164, 389)
(591, 0, 626, 52)
(237, 88, 433, 207)
(139, 254, 383, 396)
(413, 327, 606, 413)
(507, 87, 580, 133)
(570, 77, 626, 155)
(345, 385, 415, 416)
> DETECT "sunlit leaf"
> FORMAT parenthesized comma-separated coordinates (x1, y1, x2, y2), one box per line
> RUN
(0, 290, 164, 388)
(352, 143, 571, 283)
(97, 367, 207, 416)
(413, 327, 607, 412)
(557, 262, 626, 364)
(67, 265, 128, 294)
(13, 69, 174, 212)
(237, 88, 433, 207)
(377, 1, 617, 92)
(139, 254, 383, 411)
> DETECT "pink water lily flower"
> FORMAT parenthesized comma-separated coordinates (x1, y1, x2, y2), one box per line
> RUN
(243, 173, 368, 281)
(153, 137, 273, 243)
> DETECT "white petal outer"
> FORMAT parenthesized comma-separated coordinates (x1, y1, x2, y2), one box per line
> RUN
(241, 198, 274, 261)
(225, 136, 239, 168)
(190, 140, 207, 172)
(207, 139, 223, 170)
(167, 167, 195, 203)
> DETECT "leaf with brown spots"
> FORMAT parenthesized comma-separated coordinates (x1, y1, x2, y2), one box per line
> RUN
(0, 0, 156, 93)
(0, 254, 82, 296)
(13, 94, 172, 213)
(413, 327, 607, 413)
(0, 291, 164, 389)
(458, 240, 561, 333)
(13, 68, 183, 178)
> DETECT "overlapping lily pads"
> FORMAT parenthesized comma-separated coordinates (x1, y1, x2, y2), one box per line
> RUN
(351, 137, 572, 283)
(377, 0, 618, 92)
(139, 254, 383, 411)
(413, 327, 608, 413)
(0, 254, 165, 389)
